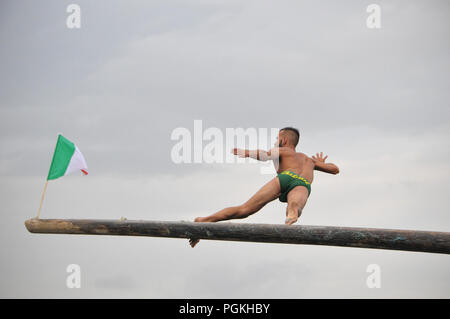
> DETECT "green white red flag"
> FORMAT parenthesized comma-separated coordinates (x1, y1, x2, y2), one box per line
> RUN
(36, 134, 88, 219)
(47, 134, 88, 180)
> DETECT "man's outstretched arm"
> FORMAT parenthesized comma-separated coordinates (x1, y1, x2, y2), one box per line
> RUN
(312, 152, 340, 175)
(232, 148, 281, 161)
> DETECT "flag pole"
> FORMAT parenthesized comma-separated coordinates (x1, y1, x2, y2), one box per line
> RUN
(35, 180, 49, 219)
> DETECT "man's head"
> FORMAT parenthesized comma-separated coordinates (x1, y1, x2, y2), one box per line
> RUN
(277, 127, 300, 147)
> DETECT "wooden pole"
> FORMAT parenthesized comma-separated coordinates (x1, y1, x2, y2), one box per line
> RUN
(35, 180, 49, 219)
(24, 218, 450, 254)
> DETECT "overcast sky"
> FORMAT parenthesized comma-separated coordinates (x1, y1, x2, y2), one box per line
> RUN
(1, 0, 449, 298)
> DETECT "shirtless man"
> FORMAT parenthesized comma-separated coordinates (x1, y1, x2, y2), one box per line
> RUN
(189, 127, 339, 248)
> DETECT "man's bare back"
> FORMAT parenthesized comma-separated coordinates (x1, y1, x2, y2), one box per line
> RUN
(189, 127, 339, 248)
(276, 147, 316, 182)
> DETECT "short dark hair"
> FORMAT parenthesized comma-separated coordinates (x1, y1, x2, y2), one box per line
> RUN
(280, 127, 300, 146)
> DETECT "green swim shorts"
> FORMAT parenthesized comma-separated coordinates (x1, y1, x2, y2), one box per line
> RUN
(277, 170, 311, 203)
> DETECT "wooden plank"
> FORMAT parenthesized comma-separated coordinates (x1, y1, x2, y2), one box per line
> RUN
(24, 218, 450, 254)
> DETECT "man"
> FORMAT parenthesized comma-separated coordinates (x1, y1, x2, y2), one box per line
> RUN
(189, 127, 339, 248)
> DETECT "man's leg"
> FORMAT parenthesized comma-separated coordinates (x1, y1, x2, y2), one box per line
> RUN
(285, 186, 309, 225)
(189, 177, 281, 247)
(195, 177, 281, 222)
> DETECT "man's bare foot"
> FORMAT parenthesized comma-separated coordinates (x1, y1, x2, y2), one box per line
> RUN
(189, 217, 204, 248)
(285, 215, 298, 225)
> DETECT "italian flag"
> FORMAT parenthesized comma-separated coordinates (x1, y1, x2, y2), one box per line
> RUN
(47, 134, 88, 180)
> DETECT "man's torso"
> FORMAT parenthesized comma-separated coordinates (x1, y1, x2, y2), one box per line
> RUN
(276, 148, 315, 183)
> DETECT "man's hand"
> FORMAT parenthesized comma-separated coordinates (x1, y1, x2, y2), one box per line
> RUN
(312, 152, 328, 163)
(312, 152, 339, 175)
(232, 148, 247, 158)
